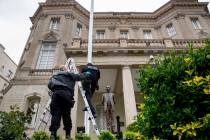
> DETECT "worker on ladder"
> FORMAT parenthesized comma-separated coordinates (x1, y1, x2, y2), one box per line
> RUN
(48, 65, 91, 140)
(82, 63, 100, 118)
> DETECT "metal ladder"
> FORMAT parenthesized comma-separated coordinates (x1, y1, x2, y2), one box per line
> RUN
(35, 58, 100, 136)
(34, 91, 52, 131)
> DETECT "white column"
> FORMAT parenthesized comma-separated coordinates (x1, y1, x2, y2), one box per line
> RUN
(122, 65, 137, 126)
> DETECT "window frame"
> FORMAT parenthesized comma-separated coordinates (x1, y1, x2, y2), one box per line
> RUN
(75, 23, 82, 37)
(49, 17, 60, 30)
(96, 30, 105, 39)
(143, 30, 153, 39)
(120, 30, 129, 39)
(7, 70, 13, 79)
(191, 18, 202, 30)
(166, 23, 176, 37)
(26, 97, 41, 128)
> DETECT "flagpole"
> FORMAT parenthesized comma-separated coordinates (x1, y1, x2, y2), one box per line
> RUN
(85, 0, 94, 135)
(87, 0, 94, 63)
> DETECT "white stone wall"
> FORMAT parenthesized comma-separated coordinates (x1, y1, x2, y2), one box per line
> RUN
(0, 85, 49, 113)
(0, 45, 17, 82)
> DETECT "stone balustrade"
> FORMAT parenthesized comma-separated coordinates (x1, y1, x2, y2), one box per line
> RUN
(172, 39, 206, 48)
(80, 39, 120, 48)
(29, 69, 58, 76)
(127, 39, 165, 48)
(72, 38, 206, 49)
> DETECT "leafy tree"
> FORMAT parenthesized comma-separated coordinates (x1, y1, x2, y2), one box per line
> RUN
(136, 41, 210, 139)
(0, 105, 31, 140)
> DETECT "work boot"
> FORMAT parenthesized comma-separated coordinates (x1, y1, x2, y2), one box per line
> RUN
(50, 131, 57, 140)
(50, 135, 57, 140)
(66, 135, 71, 140)
(65, 132, 71, 140)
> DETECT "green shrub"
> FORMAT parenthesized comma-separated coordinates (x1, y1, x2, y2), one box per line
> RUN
(98, 130, 116, 140)
(124, 131, 136, 140)
(75, 133, 91, 140)
(31, 131, 50, 140)
(137, 41, 210, 139)
(127, 122, 139, 132)
(0, 105, 31, 140)
(124, 131, 144, 140)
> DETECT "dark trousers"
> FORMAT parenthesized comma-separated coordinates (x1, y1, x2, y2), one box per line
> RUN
(82, 81, 96, 116)
(49, 89, 74, 134)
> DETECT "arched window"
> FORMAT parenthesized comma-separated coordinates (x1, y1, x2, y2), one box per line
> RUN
(26, 96, 41, 127)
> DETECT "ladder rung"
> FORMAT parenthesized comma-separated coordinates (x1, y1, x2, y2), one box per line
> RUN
(45, 108, 50, 112)
(41, 119, 48, 125)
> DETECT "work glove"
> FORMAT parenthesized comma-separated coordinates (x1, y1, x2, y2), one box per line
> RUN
(96, 84, 99, 90)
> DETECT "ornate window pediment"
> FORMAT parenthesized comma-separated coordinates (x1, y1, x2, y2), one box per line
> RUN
(44, 31, 58, 41)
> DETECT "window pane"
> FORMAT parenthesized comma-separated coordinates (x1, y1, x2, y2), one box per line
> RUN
(36, 43, 56, 69)
(191, 18, 201, 29)
(75, 23, 82, 37)
(166, 24, 176, 37)
(120, 31, 129, 39)
(49, 18, 60, 30)
(96, 31, 105, 39)
(143, 30, 153, 39)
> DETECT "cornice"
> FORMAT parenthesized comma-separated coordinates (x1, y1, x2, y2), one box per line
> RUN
(30, 1, 208, 24)
(94, 2, 208, 20)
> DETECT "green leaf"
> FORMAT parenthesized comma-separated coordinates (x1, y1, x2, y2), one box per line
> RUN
(173, 130, 179, 136)
(185, 69, 194, 76)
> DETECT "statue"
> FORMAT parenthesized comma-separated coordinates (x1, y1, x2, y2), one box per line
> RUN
(102, 85, 115, 132)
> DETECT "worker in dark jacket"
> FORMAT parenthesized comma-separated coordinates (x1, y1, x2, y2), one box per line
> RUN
(81, 63, 100, 118)
(48, 65, 90, 140)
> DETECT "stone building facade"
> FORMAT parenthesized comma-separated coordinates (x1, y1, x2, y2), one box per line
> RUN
(1, 0, 210, 138)
(0, 44, 17, 106)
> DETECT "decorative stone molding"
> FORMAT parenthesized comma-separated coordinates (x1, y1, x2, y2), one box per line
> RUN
(174, 13, 185, 20)
(131, 26, 139, 31)
(164, 39, 174, 48)
(43, 31, 59, 41)
(154, 25, 161, 30)
(72, 38, 81, 48)
(63, 43, 68, 48)
(108, 23, 117, 31)
(65, 13, 75, 20)
(201, 13, 210, 19)
(39, 13, 48, 20)
(198, 30, 209, 38)
(120, 39, 127, 48)
(120, 18, 130, 24)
